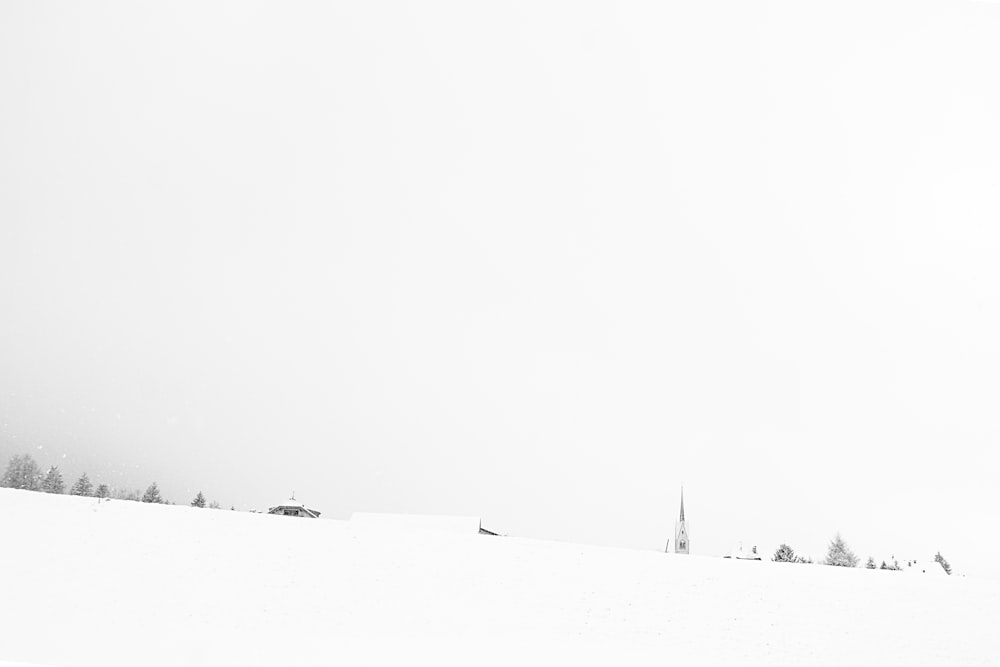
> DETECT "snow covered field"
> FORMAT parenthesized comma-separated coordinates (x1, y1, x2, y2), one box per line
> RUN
(1, 488, 997, 666)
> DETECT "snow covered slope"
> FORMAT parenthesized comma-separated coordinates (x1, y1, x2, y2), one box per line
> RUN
(1, 488, 997, 666)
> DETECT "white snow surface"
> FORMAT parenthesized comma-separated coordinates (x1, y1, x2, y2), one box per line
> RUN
(348, 511, 483, 535)
(1, 488, 998, 666)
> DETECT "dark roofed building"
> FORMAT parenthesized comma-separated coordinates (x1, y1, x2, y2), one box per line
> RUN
(478, 521, 500, 536)
(268, 498, 321, 518)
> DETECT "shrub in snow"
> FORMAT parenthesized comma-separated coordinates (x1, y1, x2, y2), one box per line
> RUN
(824, 533, 859, 568)
(934, 552, 952, 575)
(865, 557, 876, 569)
(41, 466, 66, 494)
(191, 492, 206, 508)
(772, 544, 809, 564)
(1, 454, 43, 491)
(70, 473, 94, 496)
(773, 544, 797, 562)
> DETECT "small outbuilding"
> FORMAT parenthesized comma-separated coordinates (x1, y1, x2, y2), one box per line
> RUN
(268, 497, 321, 518)
(478, 523, 500, 536)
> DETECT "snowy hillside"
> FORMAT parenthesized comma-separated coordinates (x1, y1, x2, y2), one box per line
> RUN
(1, 488, 997, 666)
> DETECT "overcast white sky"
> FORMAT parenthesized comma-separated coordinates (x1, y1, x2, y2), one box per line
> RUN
(2, 0, 999, 579)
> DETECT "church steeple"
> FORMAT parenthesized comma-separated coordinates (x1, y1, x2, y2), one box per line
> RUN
(674, 488, 689, 554)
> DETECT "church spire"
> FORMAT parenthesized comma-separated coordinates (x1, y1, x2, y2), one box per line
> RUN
(674, 487, 689, 554)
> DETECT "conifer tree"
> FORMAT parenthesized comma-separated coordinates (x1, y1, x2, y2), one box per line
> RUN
(41, 466, 66, 494)
(94, 484, 110, 498)
(880, 560, 888, 570)
(934, 551, 952, 575)
(70, 473, 94, 496)
(191, 491, 206, 508)
(142, 482, 163, 504)
(208, 500, 221, 509)
(824, 533, 859, 567)
(865, 556, 876, 569)
(1, 454, 43, 490)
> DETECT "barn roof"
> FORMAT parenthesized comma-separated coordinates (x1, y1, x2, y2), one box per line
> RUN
(268, 498, 321, 517)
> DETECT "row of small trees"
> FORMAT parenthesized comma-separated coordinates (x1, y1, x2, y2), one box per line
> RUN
(0, 453, 226, 510)
(772, 533, 952, 574)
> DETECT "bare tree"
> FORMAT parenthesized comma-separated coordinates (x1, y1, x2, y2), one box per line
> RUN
(1, 454, 43, 491)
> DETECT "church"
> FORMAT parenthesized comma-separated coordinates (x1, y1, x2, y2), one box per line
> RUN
(667, 489, 690, 554)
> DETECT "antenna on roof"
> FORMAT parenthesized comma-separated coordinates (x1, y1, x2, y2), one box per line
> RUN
(291, 491, 296, 501)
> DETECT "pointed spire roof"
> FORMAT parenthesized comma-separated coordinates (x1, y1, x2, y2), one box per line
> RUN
(679, 488, 685, 522)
